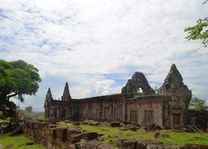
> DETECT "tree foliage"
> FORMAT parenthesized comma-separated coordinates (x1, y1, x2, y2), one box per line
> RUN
(189, 97, 207, 111)
(185, 17, 208, 47)
(0, 59, 41, 118)
(184, 1, 208, 47)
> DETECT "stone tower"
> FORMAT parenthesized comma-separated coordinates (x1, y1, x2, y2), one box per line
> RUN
(44, 88, 53, 118)
(158, 64, 192, 109)
(121, 72, 155, 97)
(158, 64, 192, 128)
(61, 82, 72, 101)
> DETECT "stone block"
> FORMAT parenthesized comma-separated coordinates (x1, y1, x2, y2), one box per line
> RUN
(71, 133, 84, 143)
(110, 122, 120, 127)
(83, 132, 98, 140)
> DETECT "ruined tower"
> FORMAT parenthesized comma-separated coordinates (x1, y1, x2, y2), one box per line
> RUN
(61, 82, 72, 101)
(44, 88, 53, 118)
(158, 64, 192, 128)
(158, 64, 192, 109)
(121, 72, 155, 97)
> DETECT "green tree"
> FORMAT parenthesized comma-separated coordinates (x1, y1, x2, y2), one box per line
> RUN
(189, 97, 207, 111)
(25, 106, 33, 112)
(184, 1, 208, 47)
(0, 59, 41, 118)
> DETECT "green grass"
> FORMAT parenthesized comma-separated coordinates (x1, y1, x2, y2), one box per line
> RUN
(58, 121, 208, 146)
(160, 130, 208, 145)
(0, 134, 45, 149)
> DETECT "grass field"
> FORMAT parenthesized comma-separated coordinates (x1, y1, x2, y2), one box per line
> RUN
(0, 134, 45, 149)
(58, 121, 208, 146)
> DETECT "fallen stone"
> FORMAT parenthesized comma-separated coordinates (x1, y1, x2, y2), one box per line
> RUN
(138, 128, 146, 133)
(5, 144, 13, 149)
(146, 124, 161, 131)
(97, 143, 114, 149)
(182, 144, 208, 149)
(160, 133, 170, 138)
(88, 120, 99, 126)
(9, 126, 23, 136)
(120, 127, 128, 131)
(73, 121, 80, 125)
(83, 132, 98, 140)
(154, 130, 160, 139)
(68, 128, 82, 134)
(82, 140, 113, 149)
(71, 133, 84, 143)
(110, 122, 120, 127)
(68, 144, 76, 149)
(130, 127, 138, 131)
(136, 142, 147, 149)
(49, 124, 57, 128)
(25, 142, 34, 145)
(116, 139, 137, 149)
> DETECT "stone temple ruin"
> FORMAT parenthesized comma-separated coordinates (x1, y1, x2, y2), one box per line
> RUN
(44, 64, 192, 128)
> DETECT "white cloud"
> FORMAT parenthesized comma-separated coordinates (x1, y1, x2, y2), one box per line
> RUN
(0, 0, 208, 111)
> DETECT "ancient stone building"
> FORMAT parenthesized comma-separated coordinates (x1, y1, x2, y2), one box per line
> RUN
(44, 64, 192, 128)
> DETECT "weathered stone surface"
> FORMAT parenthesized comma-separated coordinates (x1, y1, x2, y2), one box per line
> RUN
(62, 82, 72, 101)
(68, 128, 82, 134)
(44, 64, 193, 129)
(83, 132, 98, 140)
(158, 64, 192, 110)
(110, 122, 120, 127)
(71, 133, 84, 143)
(136, 142, 147, 149)
(122, 72, 155, 97)
(182, 144, 208, 149)
(97, 143, 114, 149)
(24, 120, 208, 149)
(82, 140, 113, 149)
(116, 139, 138, 149)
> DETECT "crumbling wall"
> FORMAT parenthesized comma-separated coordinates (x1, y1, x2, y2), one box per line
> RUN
(121, 72, 155, 97)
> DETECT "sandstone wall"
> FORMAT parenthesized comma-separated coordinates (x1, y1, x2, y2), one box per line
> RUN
(126, 95, 167, 127)
(76, 94, 126, 122)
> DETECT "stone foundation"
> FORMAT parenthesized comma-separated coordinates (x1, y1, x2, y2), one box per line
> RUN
(24, 119, 113, 149)
(24, 120, 208, 149)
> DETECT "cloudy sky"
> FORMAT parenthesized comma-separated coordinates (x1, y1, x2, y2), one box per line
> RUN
(0, 0, 207, 111)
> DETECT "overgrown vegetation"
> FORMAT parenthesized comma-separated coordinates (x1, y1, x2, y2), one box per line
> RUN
(0, 133, 45, 149)
(58, 121, 208, 146)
